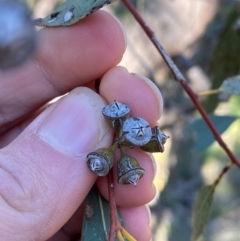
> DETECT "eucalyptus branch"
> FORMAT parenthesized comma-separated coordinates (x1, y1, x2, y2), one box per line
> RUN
(108, 169, 119, 241)
(122, 0, 240, 169)
(108, 168, 137, 241)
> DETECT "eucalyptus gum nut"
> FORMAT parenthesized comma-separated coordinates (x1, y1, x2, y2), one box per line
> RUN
(102, 100, 130, 131)
(140, 139, 160, 153)
(117, 154, 145, 187)
(86, 146, 116, 176)
(140, 126, 169, 153)
(121, 117, 152, 147)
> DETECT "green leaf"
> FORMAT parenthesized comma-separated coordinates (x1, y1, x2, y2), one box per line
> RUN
(203, 5, 240, 113)
(191, 115, 238, 152)
(219, 75, 240, 95)
(35, 0, 118, 27)
(191, 185, 215, 241)
(81, 185, 123, 241)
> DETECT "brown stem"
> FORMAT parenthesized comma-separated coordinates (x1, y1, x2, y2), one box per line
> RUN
(122, 0, 240, 169)
(107, 169, 137, 241)
(108, 169, 120, 241)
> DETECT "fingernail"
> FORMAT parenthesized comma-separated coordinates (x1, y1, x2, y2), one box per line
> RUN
(37, 87, 110, 156)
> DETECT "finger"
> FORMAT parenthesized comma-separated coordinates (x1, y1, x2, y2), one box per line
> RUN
(99, 66, 163, 126)
(120, 205, 152, 241)
(97, 66, 162, 206)
(0, 87, 113, 241)
(0, 10, 126, 133)
(47, 202, 85, 241)
(0, 104, 49, 148)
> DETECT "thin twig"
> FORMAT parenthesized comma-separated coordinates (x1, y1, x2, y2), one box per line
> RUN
(122, 0, 240, 169)
(107, 167, 137, 241)
(108, 169, 120, 241)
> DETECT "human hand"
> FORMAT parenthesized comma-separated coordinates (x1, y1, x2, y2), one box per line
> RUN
(0, 11, 163, 241)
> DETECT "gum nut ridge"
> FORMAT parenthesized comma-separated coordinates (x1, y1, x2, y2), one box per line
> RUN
(86, 100, 169, 187)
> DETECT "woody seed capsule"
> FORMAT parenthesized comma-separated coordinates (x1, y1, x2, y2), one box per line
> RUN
(140, 126, 169, 153)
(86, 145, 117, 176)
(102, 100, 130, 132)
(117, 154, 145, 187)
(119, 117, 152, 147)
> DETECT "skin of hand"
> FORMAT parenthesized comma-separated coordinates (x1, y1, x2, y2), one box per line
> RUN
(0, 10, 163, 241)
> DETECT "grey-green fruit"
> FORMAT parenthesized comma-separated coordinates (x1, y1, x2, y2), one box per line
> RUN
(102, 100, 130, 131)
(119, 117, 152, 147)
(140, 126, 169, 152)
(87, 146, 117, 176)
(117, 154, 145, 187)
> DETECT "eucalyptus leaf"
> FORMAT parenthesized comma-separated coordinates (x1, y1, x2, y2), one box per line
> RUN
(219, 75, 240, 95)
(35, 0, 118, 27)
(203, 6, 240, 113)
(191, 185, 215, 241)
(82, 185, 123, 241)
(191, 115, 238, 152)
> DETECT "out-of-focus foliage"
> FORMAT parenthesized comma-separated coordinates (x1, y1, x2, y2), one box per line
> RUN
(191, 185, 215, 241)
(150, 1, 240, 241)
(204, 5, 240, 112)
(219, 75, 240, 95)
(191, 115, 238, 152)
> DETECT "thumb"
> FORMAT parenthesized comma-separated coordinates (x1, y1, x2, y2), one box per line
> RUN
(0, 87, 112, 241)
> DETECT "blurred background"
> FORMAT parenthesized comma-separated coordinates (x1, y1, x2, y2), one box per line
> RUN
(30, 0, 240, 240)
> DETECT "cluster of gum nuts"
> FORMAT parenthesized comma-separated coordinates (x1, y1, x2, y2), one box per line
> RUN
(86, 100, 169, 187)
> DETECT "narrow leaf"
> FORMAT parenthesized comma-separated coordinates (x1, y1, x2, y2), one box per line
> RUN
(81, 185, 124, 241)
(191, 185, 215, 241)
(190, 115, 238, 152)
(82, 185, 110, 241)
(219, 75, 240, 95)
(35, 0, 118, 27)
